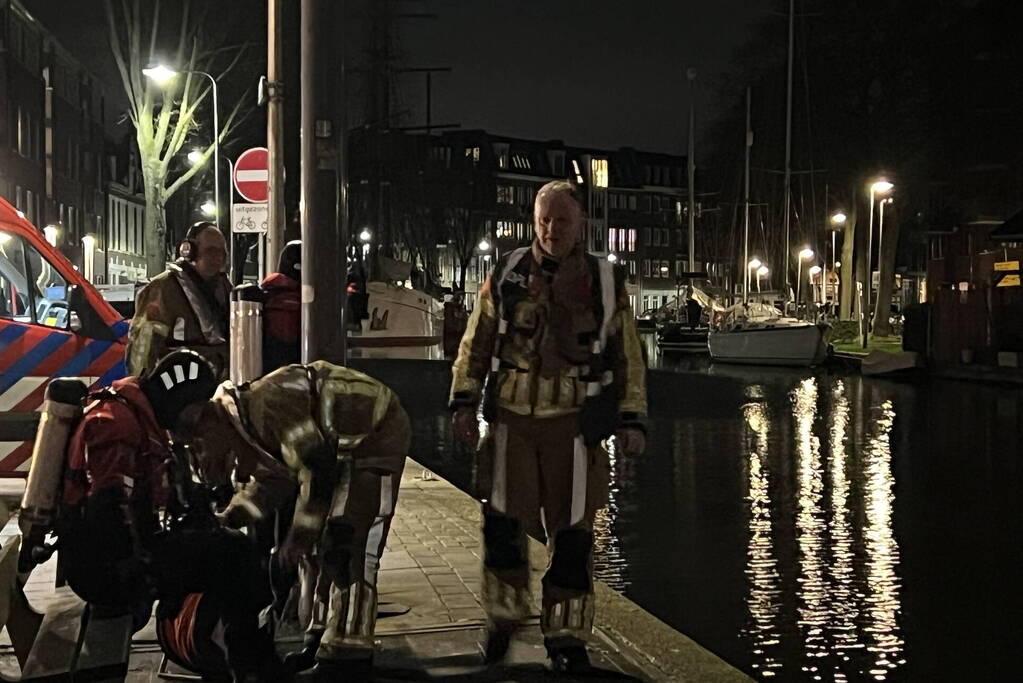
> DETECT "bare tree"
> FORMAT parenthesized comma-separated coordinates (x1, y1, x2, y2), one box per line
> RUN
(104, 0, 248, 275)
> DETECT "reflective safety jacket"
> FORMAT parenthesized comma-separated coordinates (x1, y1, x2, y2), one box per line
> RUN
(127, 260, 231, 379)
(450, 242, 647, 420)
(211, 361, 406, 541)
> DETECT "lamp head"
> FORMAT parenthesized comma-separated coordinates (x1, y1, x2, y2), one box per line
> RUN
(143, 64, 178, 86)
(799, 248, 814, 260)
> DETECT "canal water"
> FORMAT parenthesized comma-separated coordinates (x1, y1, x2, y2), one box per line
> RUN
(387, 355, 1022, 682)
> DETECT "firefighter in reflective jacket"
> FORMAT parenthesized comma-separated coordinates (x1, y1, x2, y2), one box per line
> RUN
(179, 361, 411, 681)
(450, 180, 647, 673)
(127, 222, 232, 379)
(55, 350, 284, 683)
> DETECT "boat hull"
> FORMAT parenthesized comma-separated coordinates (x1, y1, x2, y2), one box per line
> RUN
(708, 323, 828, 366)
(656, 322, 709, 353)
(347, 282, 444, 360)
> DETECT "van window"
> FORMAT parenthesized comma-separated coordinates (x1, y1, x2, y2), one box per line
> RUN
(24, 242, 70, 328)
(0, 231, 33, 322)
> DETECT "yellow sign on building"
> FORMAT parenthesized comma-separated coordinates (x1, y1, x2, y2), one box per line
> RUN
(996, 273, 1020, 287)
(994, 260, 1020, 271)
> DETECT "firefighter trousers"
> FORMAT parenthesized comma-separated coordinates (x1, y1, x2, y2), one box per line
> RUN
(298, 402, 410, 661)
(480, 408, 609, 644)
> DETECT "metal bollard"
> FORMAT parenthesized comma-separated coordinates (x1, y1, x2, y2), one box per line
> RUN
(230, 285, 264, 385)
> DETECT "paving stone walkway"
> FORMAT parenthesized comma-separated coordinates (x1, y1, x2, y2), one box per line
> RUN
(1, 462, 750, 682)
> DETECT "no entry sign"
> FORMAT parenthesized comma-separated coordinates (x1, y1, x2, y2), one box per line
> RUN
(233, 147, 269, 203)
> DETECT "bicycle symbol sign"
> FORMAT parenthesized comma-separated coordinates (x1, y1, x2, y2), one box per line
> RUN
(232, 203, 269, 234)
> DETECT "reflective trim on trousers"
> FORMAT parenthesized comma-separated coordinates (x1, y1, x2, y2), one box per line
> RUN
(570, 435, 588, 526)
(363, 473, 394, 587)
(541, 593, 595, 640)
(490, 422, 509, 514)
(319, 580, 378, 658)
(481, 565, 531, 625)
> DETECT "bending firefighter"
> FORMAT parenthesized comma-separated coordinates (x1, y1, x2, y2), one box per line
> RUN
(178, 360, 411, 681)
(450, 180, 647, 673)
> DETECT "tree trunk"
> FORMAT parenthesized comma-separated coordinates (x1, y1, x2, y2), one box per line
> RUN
(871, 207, 900, 336)
(144, 189, 169, 277)
(839, 210, 857, 320)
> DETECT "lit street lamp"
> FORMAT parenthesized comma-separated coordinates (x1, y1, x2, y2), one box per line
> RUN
(828, 211, 847, 309)
(745, 258, 761, 301)
(145, 65, 222, 232)
(863, 179, 894, 347)
(359, 229, 372, 243)
(200, 200, 217, 218)
(478, 238, 491, 252)
(607, 253, 618, 263)
(795, 247, 814, 318)
(809, 265, 823, 303)
(756, 265, 769, 293)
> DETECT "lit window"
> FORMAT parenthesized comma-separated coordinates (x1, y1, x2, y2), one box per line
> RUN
(628, 228, 636, 252)
(591, 158, 609, 188)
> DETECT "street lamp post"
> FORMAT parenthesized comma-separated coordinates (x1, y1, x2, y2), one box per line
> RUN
(756, 265, 769, 294)
(862, 180, 893, 347)
(796, 247, 814, 319)
(746, 258, 761, 300)
(189, 149, 238, 279)
(829, 211, 847, 313)
(809, 265, 822, 305)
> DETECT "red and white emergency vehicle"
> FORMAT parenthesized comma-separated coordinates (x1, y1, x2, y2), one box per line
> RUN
(0, 197, 128, 475)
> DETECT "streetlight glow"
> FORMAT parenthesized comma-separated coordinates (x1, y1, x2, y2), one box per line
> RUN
(359, 229, 372, 242)
(187, 149, 203, 165)
(200, 200, 217, 217)
(799, 247, 814, 260)
(757, 266, 769, 278)
(830, 212, 847, 225)
(747, 258, 762, 270)
(43, 225, 60, 246)
(870, 180, 894, 194)
(607, 253, 618, 263)
(478, 238, 491, 252)
(142, 64, 178, 85)
(809, 265, 822, 276)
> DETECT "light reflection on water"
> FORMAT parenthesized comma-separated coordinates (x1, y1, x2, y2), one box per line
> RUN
(733, 375, 906, 681)
(741, 396, 784, 678)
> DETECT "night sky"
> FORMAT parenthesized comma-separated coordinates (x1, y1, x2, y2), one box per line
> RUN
(22, 0, 771, 155)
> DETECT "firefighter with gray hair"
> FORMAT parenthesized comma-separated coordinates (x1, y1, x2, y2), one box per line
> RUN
(450, 179, 647, 673)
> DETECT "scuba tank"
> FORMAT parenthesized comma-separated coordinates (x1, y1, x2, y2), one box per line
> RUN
(18, 378, 89, 573)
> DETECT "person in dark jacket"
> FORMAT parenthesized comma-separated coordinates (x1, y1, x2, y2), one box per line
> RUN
(260, 240, 302, 373)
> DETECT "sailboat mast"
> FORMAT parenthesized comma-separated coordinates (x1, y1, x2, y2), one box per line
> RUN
(687, 68, 697, 271)
(743, 87, 752, 304)
(782, 0, 795, 300)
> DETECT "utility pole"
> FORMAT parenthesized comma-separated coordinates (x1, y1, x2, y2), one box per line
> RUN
(782, 0, 795, 303)
(742, 87, 752, 304)
(266, 0, 286, 277)
(300, 0, 346, 364)
(686, 67, 696, 273)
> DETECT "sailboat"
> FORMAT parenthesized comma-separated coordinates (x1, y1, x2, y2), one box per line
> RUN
(707, 85, 828, 367)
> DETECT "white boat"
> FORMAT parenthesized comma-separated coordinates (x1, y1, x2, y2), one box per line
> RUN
(708, 304, 829, 366)
(347, 281, 444, 360)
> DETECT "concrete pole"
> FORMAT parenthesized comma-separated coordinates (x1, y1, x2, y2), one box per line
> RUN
(267, 0, 286, 278)
(686, 67, 696, 272)
(300, 0, 346, 364)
